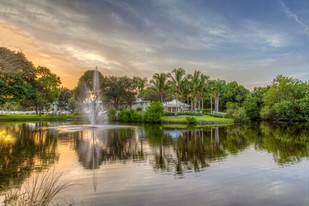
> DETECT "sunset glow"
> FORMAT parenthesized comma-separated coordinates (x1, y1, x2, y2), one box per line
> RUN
(0, 0, 308, 89)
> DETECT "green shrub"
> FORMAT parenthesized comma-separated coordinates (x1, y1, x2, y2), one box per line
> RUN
(206, 112, 227, 118)
(144, 101, 164, 123)
(186, 116, 197, 125)
(163, 111, 175, 116)
(118, 108, 130, 122)
(203, 108, 211, 114)
(226, 102, 249, 122)
(260, 95, 309, 121)
(118, 108, 143, 122)
(296, 96, 309, 121)
(108, 107, 117, 121)
(130, 110, 143, 122)
(243, 96, 261, 120)
(163, 111, 203, 116)
(273, 100, 296, 120)
(179, 111, 203, 116)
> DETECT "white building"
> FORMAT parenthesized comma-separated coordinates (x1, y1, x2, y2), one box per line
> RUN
(163, 99, 190, 112)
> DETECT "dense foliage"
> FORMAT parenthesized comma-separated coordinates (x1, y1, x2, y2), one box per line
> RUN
(1, 46, 308, 122)
(118, 108, 143, 122)
(259, 75, 309, 121)
(0, 47, 36, 105)
(0, 47, 67, 114)
(144, 101, 165, 123)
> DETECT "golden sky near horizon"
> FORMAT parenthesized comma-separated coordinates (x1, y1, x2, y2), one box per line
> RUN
(0, 21, 101, 89)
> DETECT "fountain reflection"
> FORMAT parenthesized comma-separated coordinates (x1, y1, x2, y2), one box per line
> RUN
(0, 122, 308, 192)
(73, 128, 144, 169)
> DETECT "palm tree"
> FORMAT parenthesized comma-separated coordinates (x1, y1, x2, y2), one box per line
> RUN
(210, 80, 226, 113)
(181, 78, 192, 107)
(187, 70, 201, 111)
(150, 73, 168, 102)
(198, 74, 209, 110)
(167, 68, 186, 114)
(187, 71, 209, 111)
(133, 76, 148, 97)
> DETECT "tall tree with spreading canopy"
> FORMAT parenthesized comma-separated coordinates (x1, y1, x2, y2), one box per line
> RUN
(74, 70, 106, 103)
(222, 81, 249, 108)
(57, 87, 73, 110)
(104, 76, 136, 109)
(35, 66, 61, 114)
(261, 75, 309, 121)
(0, 47, 36, 106)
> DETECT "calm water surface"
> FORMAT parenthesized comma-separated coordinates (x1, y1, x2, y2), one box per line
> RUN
(0, 122, 308, 206)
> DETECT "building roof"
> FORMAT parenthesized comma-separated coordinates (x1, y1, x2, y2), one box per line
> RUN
(163, 99, 190, 108)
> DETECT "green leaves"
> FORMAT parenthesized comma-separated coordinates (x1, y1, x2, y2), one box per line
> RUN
(261, 75, 309, 121)
(144, 101, 164, 123)
(0, 47, 36, 104)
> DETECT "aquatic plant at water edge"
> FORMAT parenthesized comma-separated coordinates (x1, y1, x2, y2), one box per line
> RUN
(2, 169, 73, 206)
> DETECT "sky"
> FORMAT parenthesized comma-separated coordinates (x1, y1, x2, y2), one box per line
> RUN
(0, 0, 308, 89)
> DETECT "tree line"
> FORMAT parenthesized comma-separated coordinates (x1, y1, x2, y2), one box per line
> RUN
(0, 47, 308, 121)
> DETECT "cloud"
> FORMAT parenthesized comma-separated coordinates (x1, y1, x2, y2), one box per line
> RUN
(279, 0, 309, 37)
(0, 0, 307, 89)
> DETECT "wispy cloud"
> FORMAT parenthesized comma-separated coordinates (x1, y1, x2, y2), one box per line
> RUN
(279, 0, 309, 37)
(0, 0, 307, 89)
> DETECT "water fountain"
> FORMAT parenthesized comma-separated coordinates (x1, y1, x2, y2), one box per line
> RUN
(52, 66, 136, 132)
(84, 66, 102, 126)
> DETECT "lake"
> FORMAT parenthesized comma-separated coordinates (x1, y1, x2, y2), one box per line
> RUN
(0, 122, 308, 206)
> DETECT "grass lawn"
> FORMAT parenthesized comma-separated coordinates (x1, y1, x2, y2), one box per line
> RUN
(161, 115, 233, 124)
(0, 114, 83, 121)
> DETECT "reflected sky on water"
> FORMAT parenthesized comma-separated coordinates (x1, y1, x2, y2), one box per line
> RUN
(0, 122, 308, 205)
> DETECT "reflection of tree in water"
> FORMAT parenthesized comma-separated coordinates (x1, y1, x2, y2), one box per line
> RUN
(145, 125, 227, 175)
(74, 128, 143, 169)
(175, 128, 227, 174)
(219, 122, 309, 165)
(258, 122, 309, 165)
(145, 122, 309, 175)
(222, 123, 259, 154)
(0, 123, 59, 191)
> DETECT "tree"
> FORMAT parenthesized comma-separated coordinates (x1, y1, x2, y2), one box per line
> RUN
(209, 80, 226, 113)
(0, 47, 36, 106)
(139, 87, 161, 102)
(188, 71, 209, 110)
(167, 68, 186, 114)
(222, 81, 249, 108)
(263, 75, 307, 106)
(187, 71, 201, 111)
(104, 76, 136, 109)
(261, 75, 309, 121)
(74, 70, 106, 103)
(242, 95, 260, 120)
(180, 78, 192, 106)
(35, 66, 61, 114)
(150, 73, 169, 102)
(57, 87, 73, 110)
(133, 76, 148, 97)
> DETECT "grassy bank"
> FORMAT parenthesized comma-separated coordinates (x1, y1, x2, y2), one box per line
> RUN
(161, 115, 233, 125)
(0, 114, 233, 125)
(0, 114, 83, 122)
